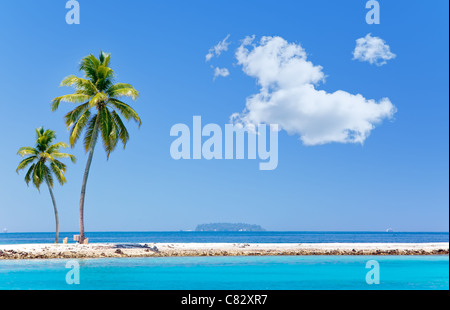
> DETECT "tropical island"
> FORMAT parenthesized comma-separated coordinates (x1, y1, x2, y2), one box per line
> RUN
(195, 223, 266, 232)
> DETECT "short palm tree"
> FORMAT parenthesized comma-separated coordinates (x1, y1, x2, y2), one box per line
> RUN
(16, 128, 76, 243)
(51, 51, 141, 243)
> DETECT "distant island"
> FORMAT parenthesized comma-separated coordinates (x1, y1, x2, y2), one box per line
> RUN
(195, 223, 266, 232)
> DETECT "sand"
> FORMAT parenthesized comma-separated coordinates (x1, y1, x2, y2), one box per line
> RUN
(0, 242, 448, 259)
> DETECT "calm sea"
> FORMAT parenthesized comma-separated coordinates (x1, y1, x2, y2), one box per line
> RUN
(1, 232, 448, 290)
(0, 256, 448, 290)
(0, 231, 448, 245)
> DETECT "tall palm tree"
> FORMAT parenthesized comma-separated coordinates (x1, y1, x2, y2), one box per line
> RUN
(51, 51, 141, 243)
(16, 128, 76, 243)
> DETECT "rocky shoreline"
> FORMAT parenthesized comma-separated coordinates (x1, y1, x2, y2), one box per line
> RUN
(0, 243, 448, 260)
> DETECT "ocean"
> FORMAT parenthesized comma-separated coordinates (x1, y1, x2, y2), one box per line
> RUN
(1, 232, 448, 290)
(0, 231, 448, 245)
(0, 256, 448, 290)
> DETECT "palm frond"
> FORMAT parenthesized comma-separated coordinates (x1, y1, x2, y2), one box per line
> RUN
(83, 113, 98, 152)
(40, 152, 56, 161)
(52, 94, 91, 111)
(36, 129, 56, 151)
(32, 161, 43, 190)
(61, 75, 98, 95)
(79, 54, 100, 81)
(50, 162, 66, 186)
(52, 159, 67, 173)
(108, 110, 119, 154)
(69, 109, 91, 146)
(46, 142, 70, 154)
(17, 147, 38, 157)
(42, 164, 54, 188)
(89, 92, 107, 107)
(35, 127, 45, 138)
(24, 164, 35, 186)
(107, 98, 142, 127)
(111, 110, 130, 147)
(100, 51, 111, 67)
(107, 83, 139, 100)
(52, 152, 76, 163)
(96, 66, 115, 91)
(16, 156, 37, 173)
(64, 102, 90, 128)
(98, 106, 114, 157)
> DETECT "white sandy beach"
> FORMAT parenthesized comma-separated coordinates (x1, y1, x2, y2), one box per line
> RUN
(1, 242, 448, 259)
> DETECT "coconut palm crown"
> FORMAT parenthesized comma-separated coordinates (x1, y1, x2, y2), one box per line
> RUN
(16, 128, 76, 189)
(51, 51, 141, 157)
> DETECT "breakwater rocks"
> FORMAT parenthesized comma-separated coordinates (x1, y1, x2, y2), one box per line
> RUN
(1, 243, 448, 260)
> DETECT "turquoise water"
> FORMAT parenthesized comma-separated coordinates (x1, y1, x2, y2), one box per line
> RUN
(0, 256, 448, 290)
(1, 231, 448, 244)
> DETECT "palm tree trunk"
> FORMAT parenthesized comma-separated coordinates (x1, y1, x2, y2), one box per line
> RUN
(78, 118, 100, 243)
(46, 180, 59, 244)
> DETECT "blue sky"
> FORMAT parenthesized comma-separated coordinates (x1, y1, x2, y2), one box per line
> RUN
(0, 0, 448, 232)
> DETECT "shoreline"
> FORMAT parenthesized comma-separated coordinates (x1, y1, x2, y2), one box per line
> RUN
(0, 242, 448, 259)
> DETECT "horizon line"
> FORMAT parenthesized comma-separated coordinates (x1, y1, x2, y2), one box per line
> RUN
(1, 230, 449, 234)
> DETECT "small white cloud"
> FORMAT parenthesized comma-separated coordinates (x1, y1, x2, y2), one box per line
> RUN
(352, 33, 396, 66)
(213, 67, 230, 80)
(241, 35, 255, 46)
(232, 36, 397, 145)
(206, 35, 231, 62)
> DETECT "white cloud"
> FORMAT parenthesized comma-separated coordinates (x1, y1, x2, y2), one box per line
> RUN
(206, 35, 231, 62)
(352, 33, 396, 66)
(213, 67, 230, 80)
(232, 36, 397, 145)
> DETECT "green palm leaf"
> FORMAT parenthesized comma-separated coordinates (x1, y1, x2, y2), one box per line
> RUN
(24, 164, 35, 186)
(50, 162, 66, 186)
(16, 156, 37, 172)
(52, 152, 76, 163)
(98, 106, 114, 157)
(107, 98, 142, 127)
(111, 110, 130, 147)
(65, 102, 90, 127)
(83, 114, 98, 152)
(69, 109, 91, 146)
(52, 94, 91, 111)
(106, 83, 139, 100)
(17, 147, 38, 157)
